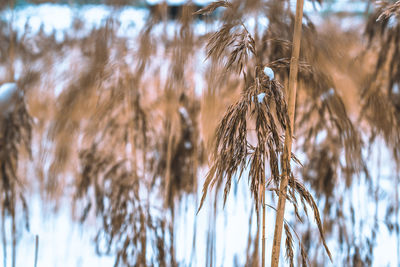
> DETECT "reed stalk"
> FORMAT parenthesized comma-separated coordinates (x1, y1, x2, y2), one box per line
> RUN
(34, 235, 39, 267)
(8, 0, 15, 82)
(262, 175, 266, 267)
(2, 210, 6, 267)
(271, 0, 304, 266)
(12, 203, 16, 267)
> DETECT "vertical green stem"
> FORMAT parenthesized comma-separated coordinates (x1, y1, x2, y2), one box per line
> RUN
(271, 0, 304, 266)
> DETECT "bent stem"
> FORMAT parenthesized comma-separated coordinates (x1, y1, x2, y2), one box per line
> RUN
(270, 0, 304, 266)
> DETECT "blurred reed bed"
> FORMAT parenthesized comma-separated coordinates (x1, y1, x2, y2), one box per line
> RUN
(0, 0, 400, 266)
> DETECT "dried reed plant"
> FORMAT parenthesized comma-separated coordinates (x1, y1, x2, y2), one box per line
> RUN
(0, 85, 32, 267)
(364, 0, 400, 162)
(0, 2, 34, 266)
(256, 2, 369, 264)
(68, 20, 174, 266)
(68, 5, 205, 265)
(195, 1, 331, 266)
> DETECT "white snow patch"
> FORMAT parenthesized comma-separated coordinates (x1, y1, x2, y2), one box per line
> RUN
(263, 66, 274, 80)
(315, 130, 327, 144)
(80, 5, 110, 29)
(387, 16, 398, 28)
(179, 106, 190, 122)
(184, 141, 192, 149)
(147, 0, 213, 4)
(0, 82, 21, 115)
(393, 83, 399, 94)
(257, 92, 266, 103)
(13, 4, 72, 41)
(321, 88, 335, 101)
(9, 4, 149, 42)
(259, 16, 269, 28)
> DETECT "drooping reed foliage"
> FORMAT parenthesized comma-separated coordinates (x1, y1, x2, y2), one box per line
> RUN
(364, 0, 400, 161)
(195, 1, 331, 266)
(0, 83, 32, 267)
